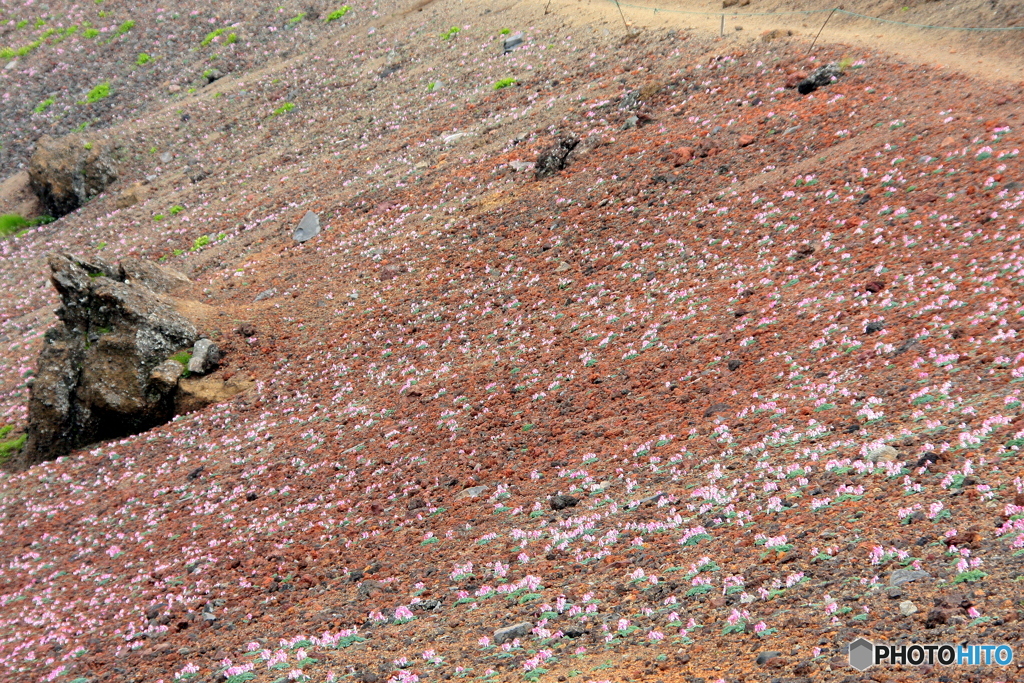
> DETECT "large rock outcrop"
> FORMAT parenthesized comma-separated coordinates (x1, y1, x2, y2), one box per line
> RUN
(20, 254, 248, 468)
(28, 135, 119, 218)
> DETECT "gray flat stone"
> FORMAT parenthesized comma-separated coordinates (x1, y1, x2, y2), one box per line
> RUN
(455, 485, 488, 500)
(899, 600, 918, 616)
(503, 33, 524, 53)
(188, 338, 221, 375)
(889, 569, 931, 587)
(293, 210, 321, 242)
(493, 621, 532, 645)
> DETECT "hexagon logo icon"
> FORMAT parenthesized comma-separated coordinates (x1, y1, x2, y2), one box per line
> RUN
(849, 638, 875, 671)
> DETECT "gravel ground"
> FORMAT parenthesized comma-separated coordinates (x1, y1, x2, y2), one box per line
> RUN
(1, 0, 1024, 682)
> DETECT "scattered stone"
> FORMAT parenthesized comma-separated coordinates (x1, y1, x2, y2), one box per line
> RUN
(622, 115, 639, 130)
(785, 72, 809, 89)
(737, 134, 756, 147)
(865, 321, 885, 334)
(703, 402, 731, 418)
(619, 90, 640, 111)
(204, 68, 224, 84)
(761, 29, 793, 42)
(493, 621, 533, 645)
(670, 147, 694, 166)
(354, 670, 380, 683)
(176, 374, 254, 415)
(159, 152, 173, 164)
(722, 0, 750, 7)
(549, 494, 579, 510)
(236, 323, 257, 337)
(555, 261, 571, 273)
(116, 182, 150, 209)
(639, 81, 663, 99)
(455, 485, 488, 500)
(727, 359, 743, 371)
(23, 254, 200, 467)
(407, 497, 426, 511)
(865, 280, 886, 293)
(503, 32, 524, 53)
(509, 160, 535, 172)
(379, 264, 407, 281)
(443, 132, 472, 146)
(889, 569, 931, 587)
(925, 609, 948, 628)
(188, 167, 209, 184)
(866, 444, 899, 463)
(357, 580, 385, 600)
(886, 586, 903, 599)
(797, 63, 843, 95)
(187, 339, 221, 375)
(292, 210, 320, 242)
(28, 134, 119, 218)
(899, 600, 918, 616)
(254, 288, 278, 302)
(149, 359, 185, 393)
(756, 651, 780, 665)
(535, 137, 579, 179)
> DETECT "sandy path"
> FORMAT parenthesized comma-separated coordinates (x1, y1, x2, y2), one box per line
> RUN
(493, 0, 1024, 83)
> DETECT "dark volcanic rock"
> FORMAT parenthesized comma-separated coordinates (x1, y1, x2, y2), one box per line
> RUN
(535, 137, 579, 179)
(549, 493, 580, 510)
(22, 254, 199, 467)
(28, 134, 119, 218)
(797, 63, 843, 95)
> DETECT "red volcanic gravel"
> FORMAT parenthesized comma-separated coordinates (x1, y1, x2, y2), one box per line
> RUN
(1, 1, 1024, 682)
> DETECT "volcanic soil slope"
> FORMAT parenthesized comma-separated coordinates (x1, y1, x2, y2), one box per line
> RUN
(1, 0, 1024, 682)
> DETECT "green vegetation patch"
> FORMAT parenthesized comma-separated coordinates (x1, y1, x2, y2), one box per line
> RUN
(271, 102, 295, 116)
(81, 82, 111, 104)
(201, 27, 226, 47)
(0, 426, 26, 463)
(325, 6, 351, 21)
(0, 214, 31, 237)
(113, 20, 134, 37)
